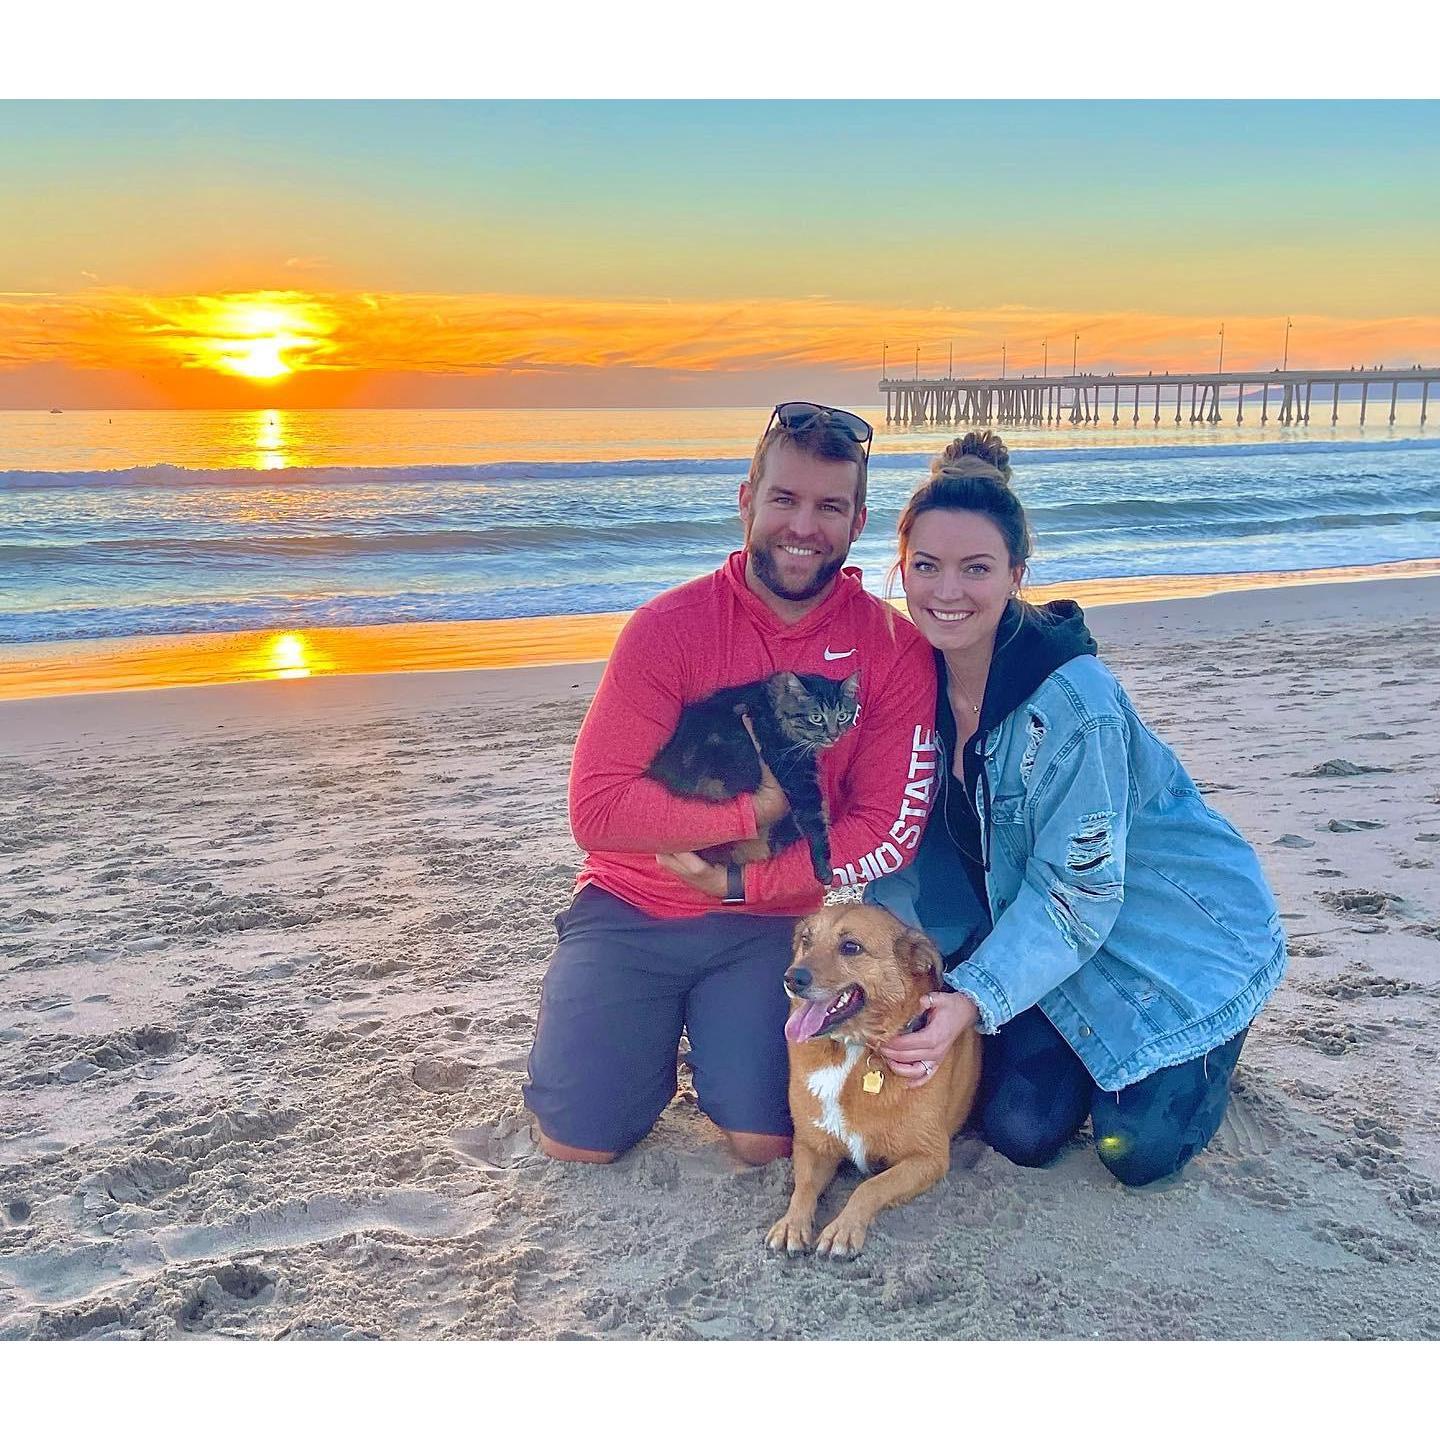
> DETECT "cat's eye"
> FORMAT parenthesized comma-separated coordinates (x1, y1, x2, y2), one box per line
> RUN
(808, 711, 823, 724)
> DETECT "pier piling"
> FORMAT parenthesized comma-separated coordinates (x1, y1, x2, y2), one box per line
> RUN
(878, 366, 1438, 432)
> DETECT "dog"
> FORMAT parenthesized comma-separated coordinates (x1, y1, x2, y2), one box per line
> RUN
(766, 903, 982, 1259)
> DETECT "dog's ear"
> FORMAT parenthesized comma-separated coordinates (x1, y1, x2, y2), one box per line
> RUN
(893, 927, 943, 988)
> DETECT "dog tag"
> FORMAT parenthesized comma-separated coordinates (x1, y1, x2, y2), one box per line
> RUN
(863, 1068, 884, 1094)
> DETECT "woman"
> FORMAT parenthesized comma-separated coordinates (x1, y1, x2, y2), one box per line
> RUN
(870, 431, 1285, 1187)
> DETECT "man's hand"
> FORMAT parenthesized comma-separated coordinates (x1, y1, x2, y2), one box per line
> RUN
(877, 991, 980, 1089)
(655, 850, 731, 898)
(741, 713, 790, 830)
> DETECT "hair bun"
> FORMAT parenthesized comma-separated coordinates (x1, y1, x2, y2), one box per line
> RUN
(936, 430, 1011, 482)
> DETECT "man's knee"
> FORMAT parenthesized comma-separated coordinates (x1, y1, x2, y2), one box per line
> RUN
(537, 1130, 621, 1165)
(723, 1129, 791, 1166)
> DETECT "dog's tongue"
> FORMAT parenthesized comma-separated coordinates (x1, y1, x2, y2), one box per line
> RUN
(785, 999, 832, 1044)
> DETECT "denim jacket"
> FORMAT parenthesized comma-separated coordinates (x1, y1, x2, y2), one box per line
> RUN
(867, 653, 1286, 1091)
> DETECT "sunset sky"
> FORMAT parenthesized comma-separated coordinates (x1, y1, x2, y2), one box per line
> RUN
(3, 100, 1438, 408)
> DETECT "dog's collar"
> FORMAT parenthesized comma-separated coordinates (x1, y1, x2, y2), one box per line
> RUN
(861, 997, 937, 1075)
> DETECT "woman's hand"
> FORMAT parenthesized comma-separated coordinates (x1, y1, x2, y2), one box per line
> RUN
(655, 850, 729, 897)
(877, 991, 980, 1089)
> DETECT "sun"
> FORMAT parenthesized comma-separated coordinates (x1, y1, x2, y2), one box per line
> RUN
(149, 292, 335, 384)
(208, 303, 310, 382)
(225, 334, 294, 380)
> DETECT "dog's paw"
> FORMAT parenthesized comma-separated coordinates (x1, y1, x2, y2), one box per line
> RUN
(814, 1212, 868, 1260)
(765, 1213, 815, 1254)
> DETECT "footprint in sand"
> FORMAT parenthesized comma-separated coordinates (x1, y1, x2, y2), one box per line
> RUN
(450, 1116, 543, 1172)
(85, 1025, 184, 1072)
(1311, 966, 1415, 1000)
(1312, 1219, 1423, 1266)
(411, 1056, 478, 1093)
(1295, 758, 1394, 778)
(177, 1262, 277, 1334)
(1213, 1079, 1289, 1161)
(1319, 889, 1402, 918)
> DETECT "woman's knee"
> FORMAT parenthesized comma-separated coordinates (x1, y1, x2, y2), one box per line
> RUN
(981, 1103, 1077, 1169)
(1094, 1129, 1198, 1187)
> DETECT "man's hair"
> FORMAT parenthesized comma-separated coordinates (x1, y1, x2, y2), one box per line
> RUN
(746, 415, 869, 512)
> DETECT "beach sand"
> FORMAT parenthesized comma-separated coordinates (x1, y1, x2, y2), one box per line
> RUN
(2, 576, 1439, 1340)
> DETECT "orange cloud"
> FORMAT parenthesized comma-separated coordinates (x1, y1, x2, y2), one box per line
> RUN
(3, 289, 1438, 397)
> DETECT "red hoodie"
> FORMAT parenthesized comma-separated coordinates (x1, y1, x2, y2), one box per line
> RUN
(570, 552, 939, 919)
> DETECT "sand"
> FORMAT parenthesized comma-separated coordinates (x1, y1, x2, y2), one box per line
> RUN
(2, 576, 1439, 1341)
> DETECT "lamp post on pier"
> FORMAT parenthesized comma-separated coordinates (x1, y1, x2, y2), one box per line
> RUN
(1282, 317, 1292, 372)
(1072, 333, 1079, 375)
(1043, 337, 1049, 378)
(1001, 343, 1007, 382)
(882, 341, 887, 381)
(1217, 323, 1225, 376)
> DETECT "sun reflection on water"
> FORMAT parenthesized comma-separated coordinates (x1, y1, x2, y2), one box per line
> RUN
(236, 630, 334, 682)
(255, 409, 288, 470)
(270, 632, 309, 678)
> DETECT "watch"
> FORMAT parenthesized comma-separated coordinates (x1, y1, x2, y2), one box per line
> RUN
(721, 861, 746, 905)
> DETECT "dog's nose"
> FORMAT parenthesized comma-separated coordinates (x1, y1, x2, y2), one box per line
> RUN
(785, 966, 812, 995)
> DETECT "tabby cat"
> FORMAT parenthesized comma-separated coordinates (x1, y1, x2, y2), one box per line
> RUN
(646, 671, 861, 885)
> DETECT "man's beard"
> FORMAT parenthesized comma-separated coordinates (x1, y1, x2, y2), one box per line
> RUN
(748, 538, 846, 603)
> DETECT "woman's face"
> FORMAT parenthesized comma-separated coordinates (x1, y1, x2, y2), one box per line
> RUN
(902, 508, 1024, 661)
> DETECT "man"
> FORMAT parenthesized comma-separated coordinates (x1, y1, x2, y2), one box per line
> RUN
(524, 402, 938, 1166)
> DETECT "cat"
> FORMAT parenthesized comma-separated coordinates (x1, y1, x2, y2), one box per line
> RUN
(646, 671, 861, 886)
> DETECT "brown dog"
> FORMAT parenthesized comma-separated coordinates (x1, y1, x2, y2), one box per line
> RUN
(766, 903, 982, 1259)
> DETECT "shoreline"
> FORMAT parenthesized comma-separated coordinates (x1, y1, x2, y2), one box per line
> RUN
(5, 556, 1440, 704)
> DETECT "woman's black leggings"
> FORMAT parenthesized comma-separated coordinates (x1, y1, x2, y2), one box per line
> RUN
(975, 1006, 1247, 1187)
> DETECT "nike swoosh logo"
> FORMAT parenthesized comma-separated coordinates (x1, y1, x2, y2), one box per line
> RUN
(823, 647, 856, 661)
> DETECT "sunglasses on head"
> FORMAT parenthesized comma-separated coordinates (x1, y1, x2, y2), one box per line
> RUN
(765, 400, 874, 459)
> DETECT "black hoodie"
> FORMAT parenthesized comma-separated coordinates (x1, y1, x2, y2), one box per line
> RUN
(925, 598, 1098, 961)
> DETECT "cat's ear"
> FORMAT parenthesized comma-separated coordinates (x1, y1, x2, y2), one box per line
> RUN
(840, 671, 861, 703)
(779, 672, 809, 701)
(893, 927, 943, 987)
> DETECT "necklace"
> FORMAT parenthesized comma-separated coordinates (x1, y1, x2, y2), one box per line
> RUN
(948, 674, 982, 717)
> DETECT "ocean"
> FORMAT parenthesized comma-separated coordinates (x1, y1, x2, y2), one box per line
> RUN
(2, 406, 1439, 646)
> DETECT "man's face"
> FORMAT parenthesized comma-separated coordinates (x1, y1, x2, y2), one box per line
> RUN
(739, 443, 867, 608)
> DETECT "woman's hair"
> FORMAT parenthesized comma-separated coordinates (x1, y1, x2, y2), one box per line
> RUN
(895, 430, 1033, 576)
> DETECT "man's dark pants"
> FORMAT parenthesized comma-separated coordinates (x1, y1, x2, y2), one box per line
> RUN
(524, 886, 797, 1154)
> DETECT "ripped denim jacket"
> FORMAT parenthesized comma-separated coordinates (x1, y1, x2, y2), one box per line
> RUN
(867, 655, 1286, 1091)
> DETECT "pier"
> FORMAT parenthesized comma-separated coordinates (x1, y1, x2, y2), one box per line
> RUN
(879, 368, 1439, 427)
